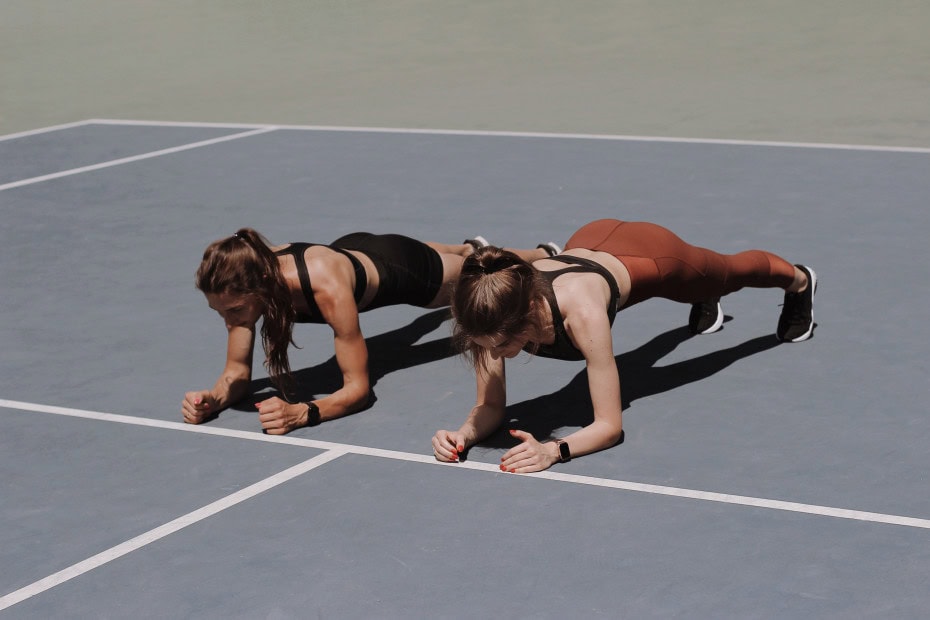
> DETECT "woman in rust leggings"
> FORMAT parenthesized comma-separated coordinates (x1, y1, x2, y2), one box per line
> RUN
(566, 219, 805, 322)
(432, 219, 817, 473)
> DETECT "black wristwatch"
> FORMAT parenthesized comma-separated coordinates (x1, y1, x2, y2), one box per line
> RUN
(555, 439, 571, 463)
(305, 402, 321, 427)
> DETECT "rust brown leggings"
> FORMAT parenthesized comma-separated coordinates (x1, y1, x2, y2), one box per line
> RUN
(564, 219, 796, 308)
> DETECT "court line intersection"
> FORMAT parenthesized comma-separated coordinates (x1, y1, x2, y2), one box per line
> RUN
(0, 447, 347, 611)
(4, 118, 930, 154)
(4, 118, 929, 610)
(3, 399, 929, 531)
(0, 126, 278, 192)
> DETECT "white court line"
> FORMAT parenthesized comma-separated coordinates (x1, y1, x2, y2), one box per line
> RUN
(0, 127, 277, 192)
(0, 449, 347, 611)
(4, 398, 930, 531)
(0, 399, 459, 464)
(0, 120, 96, 143)
(86, 118, 930, 154)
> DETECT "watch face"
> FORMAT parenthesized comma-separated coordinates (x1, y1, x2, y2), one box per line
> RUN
(558, 440, 571, 462)
(307, 402, 322, 426)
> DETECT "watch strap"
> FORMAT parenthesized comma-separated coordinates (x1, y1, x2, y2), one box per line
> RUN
(305, 402, 322, 427)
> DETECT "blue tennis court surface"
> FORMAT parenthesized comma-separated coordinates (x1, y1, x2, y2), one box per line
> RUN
(2, 120, 929, 617)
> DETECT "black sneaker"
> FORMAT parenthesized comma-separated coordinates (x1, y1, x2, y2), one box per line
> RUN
(464, 236, 490, 252)
(776, 265, 817, 342)
(537, 241, 562, 257)
(688, 297, 724, 334)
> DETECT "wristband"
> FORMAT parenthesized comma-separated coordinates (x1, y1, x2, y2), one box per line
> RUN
(555, 439, 571, 463)
(305, 402, 322, 427)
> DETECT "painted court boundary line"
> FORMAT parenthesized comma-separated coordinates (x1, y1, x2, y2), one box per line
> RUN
(0, 120, 96, 143)
(4, 399, 930, 531)
(0, 449, 347, 611)
(86, 118, 930, 154)
(0, 126, 277, 192)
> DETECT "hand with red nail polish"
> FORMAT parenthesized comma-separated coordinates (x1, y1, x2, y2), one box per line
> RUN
(432, 429, 470, 463)
(181, 390, 218, 425)
(498, 428, 559, 473)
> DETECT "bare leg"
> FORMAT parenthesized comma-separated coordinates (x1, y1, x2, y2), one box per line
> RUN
(786, 266, 809, 293)
(424, 241, 549, 262)
(423, 243, 551, 307)
(424, 241, 474, 257)
(425, 252, 466, 307)
(507, 247, 551, 262)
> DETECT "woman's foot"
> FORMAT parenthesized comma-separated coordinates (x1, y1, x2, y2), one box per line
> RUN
(463, 236, 490, 255)
(688, 298, 724, 334)
(776, 265, 817, 342)
(537, 241, 562, 257)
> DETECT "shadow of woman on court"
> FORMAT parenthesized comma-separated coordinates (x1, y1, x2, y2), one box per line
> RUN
(232, 308, 454, 411)
(479, 318, 782, 451)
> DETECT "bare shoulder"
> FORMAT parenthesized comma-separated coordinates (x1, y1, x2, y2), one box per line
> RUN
(552, 268, 614, 338)
(560, 247, 601, 260)
(555, 277, 612, 337)
(561, 290, 615, 358)
(306, 253, 363, 312)
(551, 248, 631, 306)
(550, 260, 611, 304)
(560, 247, 625, 271)
(273, 243, 340, 283)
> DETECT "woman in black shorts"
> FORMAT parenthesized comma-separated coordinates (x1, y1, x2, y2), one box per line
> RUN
(182, 228, 556, 434)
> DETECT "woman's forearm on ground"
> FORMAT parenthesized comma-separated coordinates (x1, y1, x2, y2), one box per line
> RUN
(461, 357, 508, 447)
(211, 324, 256, 409)
(210, 371, 251, 408)
(557, 416, 624, 459)
(312, 380, 371, 421)
(459, 403, 506, 447)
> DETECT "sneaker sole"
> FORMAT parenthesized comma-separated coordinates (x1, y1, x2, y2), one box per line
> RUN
(779, 266, 818, 343)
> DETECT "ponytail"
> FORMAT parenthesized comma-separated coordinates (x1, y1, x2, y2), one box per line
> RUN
(451, 246, 547, 372)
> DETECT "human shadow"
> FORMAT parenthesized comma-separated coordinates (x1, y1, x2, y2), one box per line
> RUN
(479, 317, 782, 450)
(232, 308, 455, 411)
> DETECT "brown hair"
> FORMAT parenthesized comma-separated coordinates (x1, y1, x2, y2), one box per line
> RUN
(195, 228, 297, 396)
(451, 246, 548, 372)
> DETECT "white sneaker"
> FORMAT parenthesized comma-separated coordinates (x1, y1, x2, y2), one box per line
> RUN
(464, 236, 490, 251)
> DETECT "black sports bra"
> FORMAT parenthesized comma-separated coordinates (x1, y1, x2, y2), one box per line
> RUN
(528, 255, 621, 361)
(274, 243, 367, 323)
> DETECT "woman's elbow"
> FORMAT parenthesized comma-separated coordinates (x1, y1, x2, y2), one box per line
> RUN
(606, 427, 624, 446)
(596, 420, 624, 446)
(344, 382, 373, 411)
(223, 368, 251, 387)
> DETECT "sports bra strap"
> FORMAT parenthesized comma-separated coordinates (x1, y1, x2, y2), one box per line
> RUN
(273, 242, 367, 323)
(529, 254, 622, 360)
(540, 255, 621, 323)
(275, 243, 317, 318)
